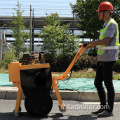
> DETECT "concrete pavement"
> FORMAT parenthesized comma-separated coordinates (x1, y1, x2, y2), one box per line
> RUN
(0, 87, 120, 120)
(0, 87, 120, 102)
(0, 99, 120, 120)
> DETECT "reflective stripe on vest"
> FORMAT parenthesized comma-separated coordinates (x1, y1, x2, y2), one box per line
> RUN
(98, 46, 119, 50)
(97, 19, 119, 55)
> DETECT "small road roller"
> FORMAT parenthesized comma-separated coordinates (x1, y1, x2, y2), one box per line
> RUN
(8, 46, 86, 117)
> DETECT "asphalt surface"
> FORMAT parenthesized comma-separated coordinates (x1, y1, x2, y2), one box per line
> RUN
(0, 99, 120, 120)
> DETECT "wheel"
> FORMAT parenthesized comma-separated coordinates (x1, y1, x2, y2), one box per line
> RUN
(24, 96, 53, 117)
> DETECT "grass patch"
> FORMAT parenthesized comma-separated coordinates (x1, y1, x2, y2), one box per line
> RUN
(1, 68, 120, 80)
(52, 69, 120, 80)
(0, 68, 9, 74)
(52, 69, 96, 78)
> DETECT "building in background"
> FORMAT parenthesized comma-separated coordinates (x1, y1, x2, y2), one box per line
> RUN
(0, 30, 9, 59)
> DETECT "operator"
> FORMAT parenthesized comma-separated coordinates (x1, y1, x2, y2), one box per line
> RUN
(80, 1, 119, 117)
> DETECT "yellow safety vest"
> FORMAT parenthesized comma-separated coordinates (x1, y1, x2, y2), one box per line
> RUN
(97, 19, 119, 55)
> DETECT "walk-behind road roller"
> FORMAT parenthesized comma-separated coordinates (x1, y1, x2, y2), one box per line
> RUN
(8, 46, 86, 117)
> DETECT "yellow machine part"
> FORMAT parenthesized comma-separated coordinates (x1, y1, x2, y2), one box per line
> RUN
(21, 63, 50, 70)
(8, 62, 21, 83)
(8, 46, 87, 116)
(8, 62, 50, 85)
(8, 62, 51, 116)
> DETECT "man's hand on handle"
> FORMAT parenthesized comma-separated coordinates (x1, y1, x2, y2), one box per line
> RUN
(79, 42, 89, 48)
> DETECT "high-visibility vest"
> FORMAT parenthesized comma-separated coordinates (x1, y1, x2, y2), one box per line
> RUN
(97, 19, 119, 55)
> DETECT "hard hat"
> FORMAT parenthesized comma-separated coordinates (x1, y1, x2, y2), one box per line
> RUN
(96, 1, 114, 12)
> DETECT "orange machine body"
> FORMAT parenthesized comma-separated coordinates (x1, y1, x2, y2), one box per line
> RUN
(8, 46, 86, 116)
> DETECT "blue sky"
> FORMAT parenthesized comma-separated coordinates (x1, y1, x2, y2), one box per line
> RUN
(0, 0, 76, 17)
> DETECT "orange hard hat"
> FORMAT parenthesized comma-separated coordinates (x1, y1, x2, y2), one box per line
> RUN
(96, 1, 114, 12)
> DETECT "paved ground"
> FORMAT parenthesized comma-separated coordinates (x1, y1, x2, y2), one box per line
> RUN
(0, 99, 120, 120)
(0, 87, 120, 102)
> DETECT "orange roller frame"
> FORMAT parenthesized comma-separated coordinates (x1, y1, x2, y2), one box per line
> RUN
(8, 46, 86, 115)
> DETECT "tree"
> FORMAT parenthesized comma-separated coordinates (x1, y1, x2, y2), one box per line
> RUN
(10, 1, 29, 58)
(39, 13, 77, 58)
(71, 0, 120, 41)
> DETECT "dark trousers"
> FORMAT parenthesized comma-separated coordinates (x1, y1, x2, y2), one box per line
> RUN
(94, 61, 115, 112)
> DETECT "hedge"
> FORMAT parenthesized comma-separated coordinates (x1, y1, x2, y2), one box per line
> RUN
(46, 55, 97, 72)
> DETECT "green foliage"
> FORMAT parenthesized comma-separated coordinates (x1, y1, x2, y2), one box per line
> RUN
(45, 13, 59, 25)
(0, 49, 15, 69)
(39, 13, 77, 58)
(71, 0, 120, 40)
(46, 54, 97, 72)
(88, 48, 97, 56)
(46, 53, 76, 72)
(73, 55, 97, 71)
(10, 1, 29, 59)
(119, 46, 120, 59)
(113, 59, 120, 72)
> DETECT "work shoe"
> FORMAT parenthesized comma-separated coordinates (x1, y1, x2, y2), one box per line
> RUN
(91, 109, 104, 115)
(97, 110, 114, 117)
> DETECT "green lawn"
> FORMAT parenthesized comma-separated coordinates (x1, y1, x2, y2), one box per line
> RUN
(1, 68, 120, 80)
(52, 69, 120, 80)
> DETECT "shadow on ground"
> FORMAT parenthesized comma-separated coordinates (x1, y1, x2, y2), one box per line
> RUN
(0, 112, 98, 120)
